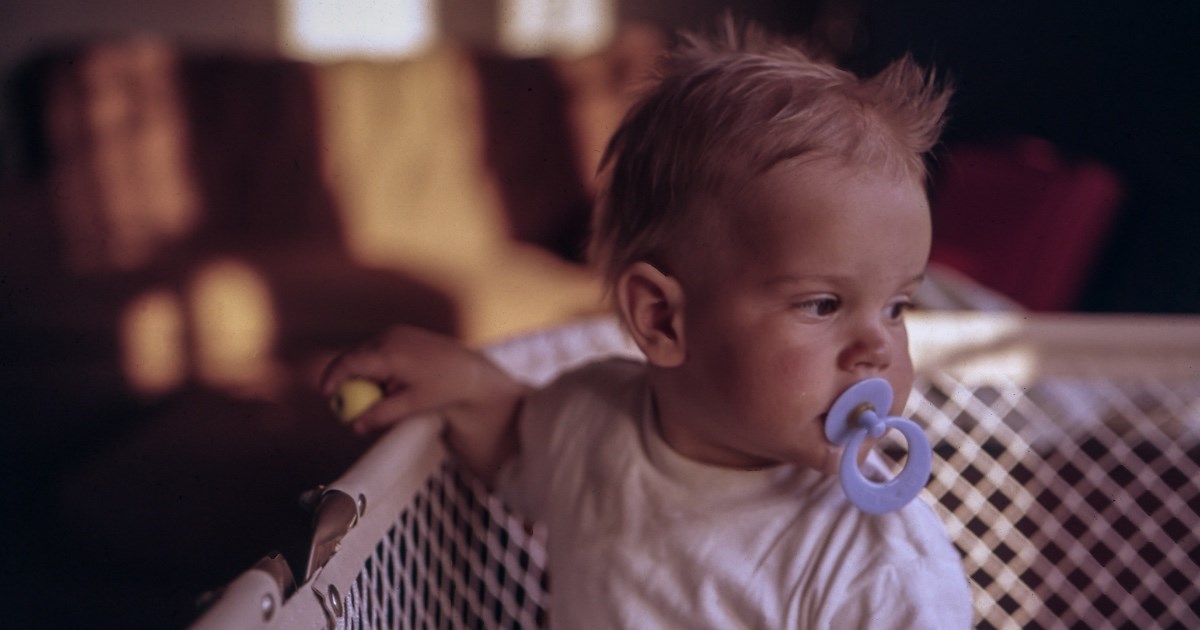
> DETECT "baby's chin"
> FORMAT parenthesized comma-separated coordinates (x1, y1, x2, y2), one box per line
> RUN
(816, 444, 843, 476)
(812, 438, 880, 476)
(811, 414, 841, 475)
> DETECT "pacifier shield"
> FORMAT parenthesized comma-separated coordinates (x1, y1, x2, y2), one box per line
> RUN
(825, 378, 893, 446)
(824, 378, 932, 514)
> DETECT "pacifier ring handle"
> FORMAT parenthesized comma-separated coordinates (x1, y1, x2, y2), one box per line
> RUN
(824, 378, 933, 514)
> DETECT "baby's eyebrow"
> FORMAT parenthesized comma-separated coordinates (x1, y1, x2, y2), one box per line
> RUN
(761, 274, 841, 289)
(906, 270, 929, 287)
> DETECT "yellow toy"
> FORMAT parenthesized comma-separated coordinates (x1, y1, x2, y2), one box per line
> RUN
(330, 378, 383, 423)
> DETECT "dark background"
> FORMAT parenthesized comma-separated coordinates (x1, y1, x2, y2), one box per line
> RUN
(839, 1, 1200, 314)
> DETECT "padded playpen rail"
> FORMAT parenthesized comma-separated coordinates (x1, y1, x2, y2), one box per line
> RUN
(193, 312, 1200, 629)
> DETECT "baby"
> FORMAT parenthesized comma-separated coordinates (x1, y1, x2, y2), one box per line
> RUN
(322, 23, 972, 629)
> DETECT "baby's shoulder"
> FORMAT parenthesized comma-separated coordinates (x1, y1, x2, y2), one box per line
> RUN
(516, 357, 648, 470)
(537, 356, 647, 402)
(783, 482, 958, 576)
(518, 357, 648, 434)
(827, 497, 968, 603)
(825, 502, 972, 626)
(784, 499, 970, 625)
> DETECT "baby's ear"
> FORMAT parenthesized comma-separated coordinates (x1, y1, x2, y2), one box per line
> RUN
(615, 262, 686, 367)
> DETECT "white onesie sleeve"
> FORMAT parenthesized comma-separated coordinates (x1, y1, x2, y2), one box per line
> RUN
(828, 560, 974, 629)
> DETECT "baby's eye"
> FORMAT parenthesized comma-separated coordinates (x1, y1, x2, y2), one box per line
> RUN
(793, 297, 840, 317)
(885, 299, 915, 320)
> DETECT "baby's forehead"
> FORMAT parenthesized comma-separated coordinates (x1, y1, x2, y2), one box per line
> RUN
(709, 160, 926, 241)
(706, 157, 890, 217)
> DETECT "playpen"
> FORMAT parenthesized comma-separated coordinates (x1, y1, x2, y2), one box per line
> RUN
(193, 311, 1200, 629)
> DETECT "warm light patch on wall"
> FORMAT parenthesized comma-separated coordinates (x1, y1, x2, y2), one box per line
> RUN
(280, 0, 437, 59)
(280, 0, 614, 59)
(120, 288, 187, 395)
(500, 0, 614, 56)
(189, 258, 279, 391)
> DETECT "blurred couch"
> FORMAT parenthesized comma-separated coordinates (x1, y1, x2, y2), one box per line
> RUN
(0, 29, 662, 627)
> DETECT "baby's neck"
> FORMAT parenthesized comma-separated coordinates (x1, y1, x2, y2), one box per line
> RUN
(647, 373, 783, 471)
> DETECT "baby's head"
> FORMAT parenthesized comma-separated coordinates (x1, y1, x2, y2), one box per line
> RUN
(592, 23, 952, 472)
(591, 23, 949, 291)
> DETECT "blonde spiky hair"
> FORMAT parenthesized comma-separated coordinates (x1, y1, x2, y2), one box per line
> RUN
(589, 20, 952, 290)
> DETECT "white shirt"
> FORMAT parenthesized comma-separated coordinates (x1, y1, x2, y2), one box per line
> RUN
(498, 358, 972, 629)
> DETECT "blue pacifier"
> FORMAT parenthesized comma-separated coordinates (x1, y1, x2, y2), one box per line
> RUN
(824, 378, 932, 514)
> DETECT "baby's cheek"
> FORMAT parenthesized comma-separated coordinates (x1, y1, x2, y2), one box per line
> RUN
(765, 345, 815, 381)
(889, 386, 912, 416)
(887, 358, 916, 415)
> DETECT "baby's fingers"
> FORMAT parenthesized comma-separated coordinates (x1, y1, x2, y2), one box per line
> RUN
(348, 391, 438, 436)
(320, 347, 396, 396)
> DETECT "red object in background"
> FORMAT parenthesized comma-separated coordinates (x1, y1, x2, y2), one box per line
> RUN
(929, 137, 1124, 311)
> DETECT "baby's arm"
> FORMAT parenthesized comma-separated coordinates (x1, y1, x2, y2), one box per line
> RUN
(320, 325, 527, 486)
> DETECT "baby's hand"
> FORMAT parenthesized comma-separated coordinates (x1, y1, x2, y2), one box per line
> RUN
(320, 326, 525, 484)
(320, 326, 501, 432)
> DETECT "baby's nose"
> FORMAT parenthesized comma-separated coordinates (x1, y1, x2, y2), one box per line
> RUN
(839, 323, 893, 375)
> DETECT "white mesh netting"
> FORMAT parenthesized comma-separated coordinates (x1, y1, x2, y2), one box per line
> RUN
(341, 464, 550, 630)
(900, 373, 1200, 629)
(335, 373, 1200, 629)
